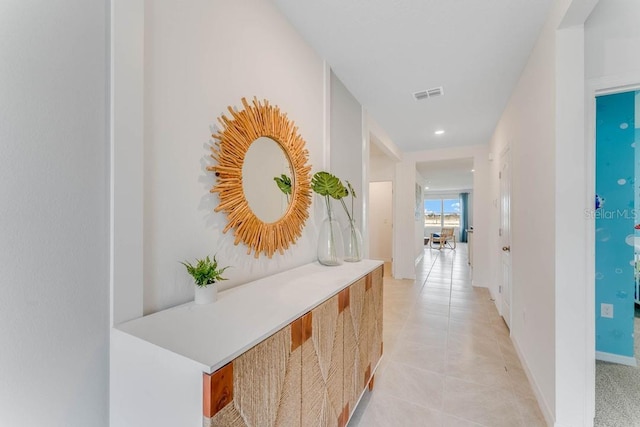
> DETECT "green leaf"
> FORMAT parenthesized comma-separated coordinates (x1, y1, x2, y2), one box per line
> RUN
(274, 174, 292, 195)
(311, 171, 347, 200)
(180, 254, 230, 287)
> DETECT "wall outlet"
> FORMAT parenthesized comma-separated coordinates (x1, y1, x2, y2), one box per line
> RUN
(601, 303, 614, 319)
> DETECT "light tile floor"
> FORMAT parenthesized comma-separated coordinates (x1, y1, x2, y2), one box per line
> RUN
(349, 245, 547, 426)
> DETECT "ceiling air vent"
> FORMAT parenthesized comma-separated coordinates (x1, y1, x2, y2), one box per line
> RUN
(413, 90, 430, 100)
(413, 86, 444, 101)
(427, 87, 443, 97)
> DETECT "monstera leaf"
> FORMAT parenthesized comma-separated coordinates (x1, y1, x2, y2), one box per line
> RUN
(274, 174, 292, 195)
(311, 171, 347, 199)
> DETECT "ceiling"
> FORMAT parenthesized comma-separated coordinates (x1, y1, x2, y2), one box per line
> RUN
(272, 0, 554, 152)
(416, 158, 474, 193)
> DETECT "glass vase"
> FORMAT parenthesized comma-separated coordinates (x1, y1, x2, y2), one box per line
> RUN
(343, 219, 363, 262)
(317, 204, 344, 266)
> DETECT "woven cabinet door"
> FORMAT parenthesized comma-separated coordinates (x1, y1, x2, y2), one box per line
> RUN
(203, 324, 302, 427)
(301, 294, 344, 427)
(343, 277, 367, 419)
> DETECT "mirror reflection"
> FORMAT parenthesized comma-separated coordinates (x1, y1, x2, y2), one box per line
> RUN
(242, 136, 293, 223)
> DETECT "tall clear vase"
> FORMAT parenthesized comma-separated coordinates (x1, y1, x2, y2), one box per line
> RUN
(343, 219, 363, 262)
(317, 202, 344, 266)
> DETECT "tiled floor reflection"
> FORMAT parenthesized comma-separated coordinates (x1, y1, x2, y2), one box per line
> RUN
(349, 245, 546, 427)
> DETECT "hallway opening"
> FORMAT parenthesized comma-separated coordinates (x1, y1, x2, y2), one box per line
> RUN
(349, 245, 544, 426)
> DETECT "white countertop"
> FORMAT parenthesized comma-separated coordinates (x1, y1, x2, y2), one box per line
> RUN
(116, 260, 383, 374)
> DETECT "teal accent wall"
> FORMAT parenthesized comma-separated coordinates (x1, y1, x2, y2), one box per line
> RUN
(595, 91, 637, 358)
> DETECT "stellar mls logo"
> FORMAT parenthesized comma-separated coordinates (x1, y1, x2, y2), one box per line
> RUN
(585, 208, 640, 220)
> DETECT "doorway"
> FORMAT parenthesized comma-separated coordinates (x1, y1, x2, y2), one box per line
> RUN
(369, 181, 393, 263)
(594, 89, 638, 365)
(593, 87, 640, 425)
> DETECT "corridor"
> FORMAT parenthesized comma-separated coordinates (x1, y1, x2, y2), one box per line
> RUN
(350, 245, 546, 426)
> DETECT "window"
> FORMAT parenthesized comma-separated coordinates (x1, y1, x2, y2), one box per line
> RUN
(424, 199, 442, 226)
(424, 198, 461, 228)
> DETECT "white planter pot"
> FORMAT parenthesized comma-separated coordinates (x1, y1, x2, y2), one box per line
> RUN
(194, 283, 218, 304)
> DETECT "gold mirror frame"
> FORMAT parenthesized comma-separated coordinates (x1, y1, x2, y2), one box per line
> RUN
(208, 98, 312, 258)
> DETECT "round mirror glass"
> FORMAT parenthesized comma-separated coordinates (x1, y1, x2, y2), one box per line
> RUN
(242, 136, 293, 223)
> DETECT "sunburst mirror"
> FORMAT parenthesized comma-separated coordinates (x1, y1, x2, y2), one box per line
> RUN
(208, 98, 312, 258)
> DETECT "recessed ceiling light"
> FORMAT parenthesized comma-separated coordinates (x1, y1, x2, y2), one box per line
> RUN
(471, 169, 475, 172)
(434, 130, 445, 135)
(424, 186, 429, 189)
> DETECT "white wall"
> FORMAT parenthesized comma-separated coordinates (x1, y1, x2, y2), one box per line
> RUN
(369, 182, 393, 261)
(329, 70, 364, 229)
(141, 0, 326, 313)
(368, 126, 400, 266)
(112, 0, 144, 326)
(487, 1, 603, 425)
(468, 191, 474, 226)
(393, 159, 418, 278)
(0, 1, 109, 426)
(369, 140, 396, 182)
(415, 172, 427, 263)
(573, 1, 640, 425)
(368, 115, 403, 162)
(585, 0, 640, 80)
(487, 3, 563, 421)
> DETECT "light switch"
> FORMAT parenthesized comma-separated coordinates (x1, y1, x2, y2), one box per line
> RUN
(601, 303, 614, 319)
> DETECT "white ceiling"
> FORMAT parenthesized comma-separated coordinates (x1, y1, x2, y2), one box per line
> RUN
(272, 0, 554, 152)
(417, 158, 474, 192)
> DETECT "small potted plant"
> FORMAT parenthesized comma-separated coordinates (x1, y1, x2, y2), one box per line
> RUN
(181, 255, 230, 304)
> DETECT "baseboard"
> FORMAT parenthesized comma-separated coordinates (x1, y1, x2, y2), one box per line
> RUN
(471, 280, 487, 288)
(487, 286, 498, 302)
(511, 335, 555, 427)
(595, 351, 638, 367)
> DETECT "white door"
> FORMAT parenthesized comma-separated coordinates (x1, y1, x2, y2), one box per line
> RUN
(369, 181, 393, 262)
(500, 149, 512, 328)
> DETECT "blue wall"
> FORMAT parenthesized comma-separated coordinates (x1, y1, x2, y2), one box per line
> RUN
(595, 91, 637, 358)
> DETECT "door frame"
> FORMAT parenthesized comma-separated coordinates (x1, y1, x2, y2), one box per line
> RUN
(499, 145, 512, 326)
(586, 74, 640, 421)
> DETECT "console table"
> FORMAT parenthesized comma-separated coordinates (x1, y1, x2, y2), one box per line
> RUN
(110, 260, 384, 427)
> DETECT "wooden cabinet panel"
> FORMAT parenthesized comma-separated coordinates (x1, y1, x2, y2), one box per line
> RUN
(202, 264, 383, 427)
(343, 277, 368, 415)
(366, 266, 384, 384)
(302, 294, 344, 427)
(204, 323, 302, 427)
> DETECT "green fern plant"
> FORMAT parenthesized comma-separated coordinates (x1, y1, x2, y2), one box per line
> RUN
(180, 255, 230, 288)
